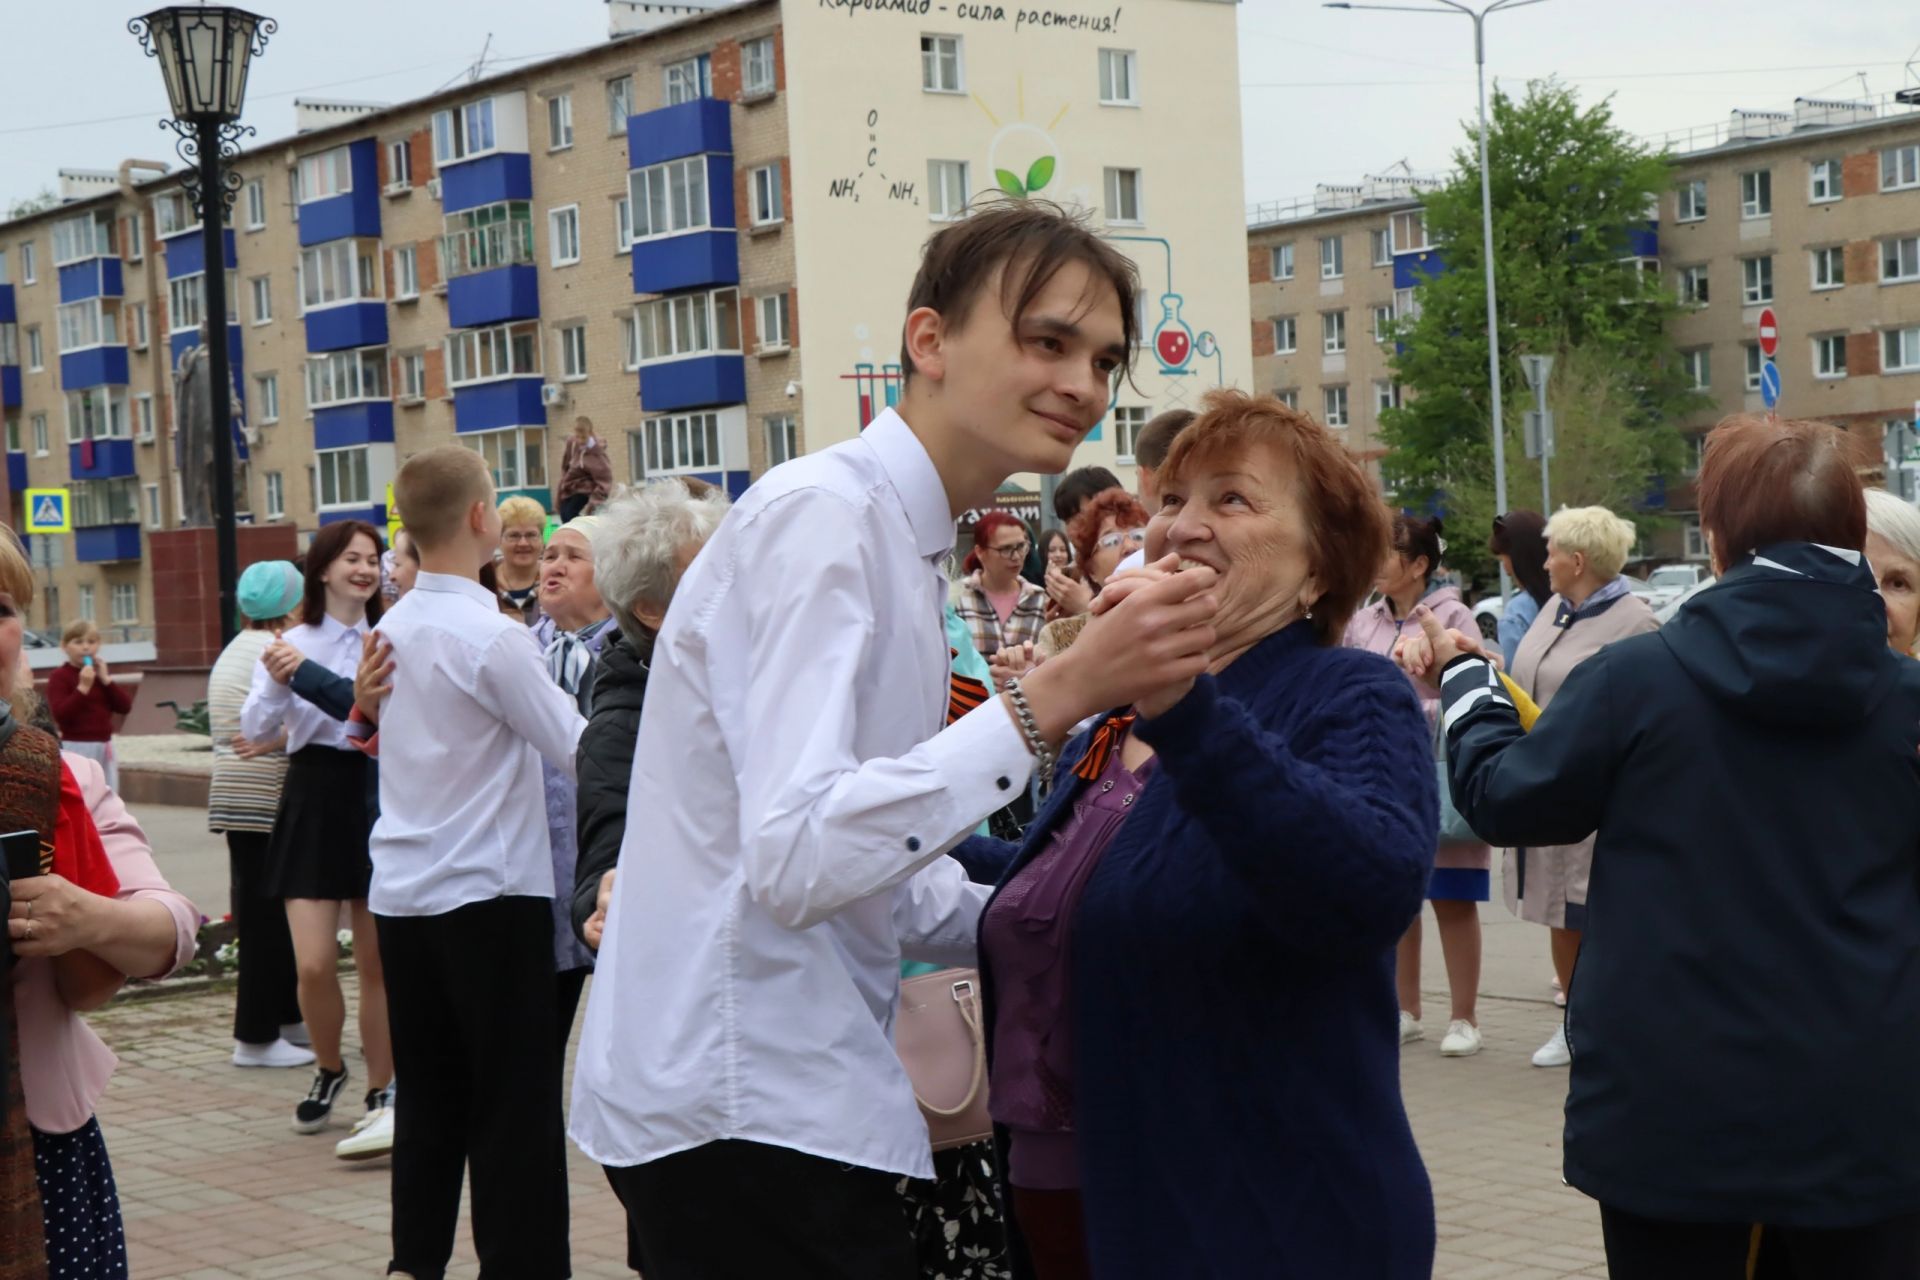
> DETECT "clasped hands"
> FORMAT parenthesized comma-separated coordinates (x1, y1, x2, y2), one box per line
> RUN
(1391, 605, 1502, 681)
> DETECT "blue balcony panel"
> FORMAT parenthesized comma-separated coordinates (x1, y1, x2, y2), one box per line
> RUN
(448, 265, 540, 329)
(1393, 250, 1446, 291)
(59, 346, 129, 391)
(638, 355, 746, 413)
(163, 228, 237, 280)
(319, 503, 388, 528)
(628, 98, 732, 169)
(75, 523, 142, 563)
(657, 468, 751, 500)
(0, 284, 14, 323)
(1, 367, 18, 409)
(631, 231, 738, 296)
(453, 379, 547, 434)
(69, 438, 138, 481)
(297, 140, 383, 247)
(57, 258, 123, 305)
(314, 401, 395, 451)
(6, 453, 25, 492)
(1626, 224, 1660, 259)
(304, 303, 389, 354)
(440, 153, 534, 216)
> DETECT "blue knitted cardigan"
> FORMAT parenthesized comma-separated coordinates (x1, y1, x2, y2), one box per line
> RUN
(956, 620, 1438, 1279)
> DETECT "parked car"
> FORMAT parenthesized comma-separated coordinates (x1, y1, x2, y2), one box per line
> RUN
(1471, 594, 1504, 641)
(1644, 563, 1714, 609)
(1655, 579, 1716, 626)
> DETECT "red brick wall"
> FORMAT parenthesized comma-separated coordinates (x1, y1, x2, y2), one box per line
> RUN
(1248, 246, 1270, 284)
(1847, 331, 1881, 378)
(409, 129, 432, 188)
(787, 286, 799, 348)
(1846, 240, 1875, 286)
(417, 239, 441, 292)
(772, 29, 786, 92)
(1252, 317, 1275, 358)
(423, 347, 447, 400)
(712, 39, 742, 102)
(1843, 151, 1880, 199)
(742, 292, 758, 351)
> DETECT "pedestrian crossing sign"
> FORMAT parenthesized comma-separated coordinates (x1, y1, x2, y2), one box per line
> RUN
(23, 488, 70, 535)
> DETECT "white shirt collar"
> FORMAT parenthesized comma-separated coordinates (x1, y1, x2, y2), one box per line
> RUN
(863, 408, 955, 563)
(412, 570, 502, 611)
(313, 610, 370, 643)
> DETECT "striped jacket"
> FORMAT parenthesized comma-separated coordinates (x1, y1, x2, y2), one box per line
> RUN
(207, 629, 290, 833)
(952, 571, 1048, 663)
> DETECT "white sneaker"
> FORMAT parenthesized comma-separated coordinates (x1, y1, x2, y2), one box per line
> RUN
(280, 1021, 312, 1048)
(1399, 1011, 1424, 1045)
(334, 1088, 395, 1162)
(1439, 1019, 1483, 1057)
(232, 1038, 316, 1069)
(1532, 1023, 1572, 1068)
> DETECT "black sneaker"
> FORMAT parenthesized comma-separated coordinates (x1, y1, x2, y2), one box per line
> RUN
(292, 1065, 349, 1134)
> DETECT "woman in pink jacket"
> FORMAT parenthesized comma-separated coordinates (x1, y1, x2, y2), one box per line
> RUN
(1344, 513, 1490, 1057)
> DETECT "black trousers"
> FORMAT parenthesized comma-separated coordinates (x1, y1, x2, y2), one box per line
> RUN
(557, 493, 591, 523)
(226, 831, 301, 1045)
(602, 1139, 918, 1280)
(376, 897, 568, 1280)
(555, 965, 588, 1063)
(1600, 1203, 1920, 1280)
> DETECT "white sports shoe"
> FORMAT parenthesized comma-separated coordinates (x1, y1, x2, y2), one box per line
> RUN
(334, 1087, 395, 1161)
(231, 1038, 316, 1069)
(1532, 1023, 1572, 1068)
(1399, 1011, 1425, 1045)
(280, 1021, 312, 1048)
(1439, 1020, 1483, 1057)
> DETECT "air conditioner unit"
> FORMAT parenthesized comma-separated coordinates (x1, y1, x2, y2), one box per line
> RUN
(384, 180, 412, 197)
(541, 383, 568, 407)
(426, 176, 442, 199)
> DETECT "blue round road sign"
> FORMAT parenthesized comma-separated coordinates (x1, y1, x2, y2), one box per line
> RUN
(1760, 358, 1782, 409)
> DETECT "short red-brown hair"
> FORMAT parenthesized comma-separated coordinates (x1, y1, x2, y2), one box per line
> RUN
(1067, 487, 1152, 579)
(1159, 389, 1388, 645)
(1697, 414, 1866, 564)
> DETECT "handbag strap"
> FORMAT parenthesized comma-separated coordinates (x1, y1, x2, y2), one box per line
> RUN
(913, 977, 988, 1119)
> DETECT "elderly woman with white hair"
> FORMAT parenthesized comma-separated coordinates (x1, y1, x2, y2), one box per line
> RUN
(1865, 488, 1920, 657)
(1508, 505, 1658, 1068)
(571, 479, 732, 951)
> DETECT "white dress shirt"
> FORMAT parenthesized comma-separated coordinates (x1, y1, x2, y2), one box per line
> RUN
(367, 572, 586, 917)
(569, 408, 1034, 1180)
(239, 613, 369, 752)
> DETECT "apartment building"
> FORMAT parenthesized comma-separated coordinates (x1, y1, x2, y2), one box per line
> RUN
(0, 0, 1248, 639)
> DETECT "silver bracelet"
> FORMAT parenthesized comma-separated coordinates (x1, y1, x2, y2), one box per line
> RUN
(1002, 675, 1056, 785)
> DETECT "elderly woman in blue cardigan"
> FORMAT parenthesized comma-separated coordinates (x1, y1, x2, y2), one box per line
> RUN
(959, 389, 1437, 1279)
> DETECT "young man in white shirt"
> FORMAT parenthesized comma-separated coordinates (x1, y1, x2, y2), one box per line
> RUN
(571, 201, 1223, 1276)
(367, 446, 586, 1280)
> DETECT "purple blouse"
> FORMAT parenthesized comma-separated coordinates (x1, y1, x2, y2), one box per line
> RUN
(983, 743, 1155, 1190)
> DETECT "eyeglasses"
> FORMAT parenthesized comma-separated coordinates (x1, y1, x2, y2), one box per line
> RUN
(503, 530, 544, 545)
(989, 542, 1031, 560)
(1097, 528, 1148, 552)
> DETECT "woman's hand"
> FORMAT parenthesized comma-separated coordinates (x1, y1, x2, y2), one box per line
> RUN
(1089, 554, 1181, 617)
(1045, 566, 1093, 617)
(355, 633, 394, 723)
(230, 732, 284, 760)
(7, 873, 104, 959)
(989, 642, 1039, 687)
(261, 639, 304, 686)
(584, 870, 615, 950)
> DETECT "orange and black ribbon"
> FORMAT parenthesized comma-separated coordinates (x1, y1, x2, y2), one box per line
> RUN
(1072, 711, 1138, 781)
(947, 648, 990, 727)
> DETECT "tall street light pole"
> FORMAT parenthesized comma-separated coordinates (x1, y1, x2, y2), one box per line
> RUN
(130, 5, 274, 647)
(1325, 0, 1550, 599)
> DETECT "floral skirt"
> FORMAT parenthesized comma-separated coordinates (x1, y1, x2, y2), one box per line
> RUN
(898, 1140, 1010, 1280)
(33, 1118, 128, 1280)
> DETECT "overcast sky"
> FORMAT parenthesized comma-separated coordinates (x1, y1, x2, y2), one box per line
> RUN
(7, 0, 1920, 217)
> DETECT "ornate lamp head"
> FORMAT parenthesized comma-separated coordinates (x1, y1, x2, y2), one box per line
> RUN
(130, 6, 275, 218)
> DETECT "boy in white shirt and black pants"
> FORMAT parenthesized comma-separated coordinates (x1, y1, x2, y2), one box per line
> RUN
(365, 446, 586, 1280)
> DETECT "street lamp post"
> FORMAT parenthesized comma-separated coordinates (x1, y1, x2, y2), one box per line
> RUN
(1324, 0, 1550, 599)
(130, 5, 274, 647)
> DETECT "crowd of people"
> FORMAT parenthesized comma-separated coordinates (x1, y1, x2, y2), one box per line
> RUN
(8, 195, 1920, 1280)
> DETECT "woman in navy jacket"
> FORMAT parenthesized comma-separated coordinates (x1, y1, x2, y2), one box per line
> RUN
(1417, 414, 1920, 1278)
(960, 390, 1437, 1279)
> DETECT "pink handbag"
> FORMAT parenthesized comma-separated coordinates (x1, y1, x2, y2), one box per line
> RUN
(895, 967, 993, 1151)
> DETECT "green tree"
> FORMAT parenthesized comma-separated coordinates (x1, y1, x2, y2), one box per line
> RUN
(1381, 79, 1701, 586)
(5, 187, 57, 221)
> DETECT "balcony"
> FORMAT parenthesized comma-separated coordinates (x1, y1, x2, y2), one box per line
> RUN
(305, 303, 389, 354)
(75, 524, 141, 563)
(440, 153, 533, 216)
(628, 98, 731, 170)
(314, 401, 395, 450)
(57, 258, 124, 304)
(6, 453, 24, 492)
(297, 139, 383, 248)
(1, 368, 17, 410)
(452, 378, 546, 433)
(59, 346, 129, 391)
(444, 223, 540, 327)
(163, 228, 236, 280)
(69, 438, 138, 480)
(638, 354, 745, 413)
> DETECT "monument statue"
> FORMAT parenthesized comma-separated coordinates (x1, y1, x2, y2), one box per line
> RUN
(171, 323, 249, 527)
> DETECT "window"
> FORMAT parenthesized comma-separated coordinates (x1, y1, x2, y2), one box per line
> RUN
(446, 321, 541, 385)
(1098, 49, 1137, 105)
(1394, 287, 1422, 325)
(25, 327, 41, 371)
(1884, 236, 1920, 283)
(398, 352, 426, 400)
(286, 171, 300, 224)
(1679, 264, 1709, 305)
(299, 240, 379, 309)
(1103, 168, 1142, 225)
(1320, 235, 1344, 279)
(56, 300, 118, 352)
(763, 414, 798, 466)
(1745, 343, 1764, 392)
(749, 164, 784, 226)
(637, 411, 723, 474)
(549, 206, 581, 266)
(1372, 304, 1394, 344)
(432, 98, 497, 168)
(1275, 388, 1299, 411)
(1322, 310, 1346, 354)
(297, 145, 353, 202)
(1811, 246, 1846, 291)
(547, 93, 573, 150)
(256, 373, 279, 424)
(1111, 405, 1148, 461)
(129, 303, 147, 350)
(921, 35, 963, 93)
(757, 291, 790, 351)
(1367, 227, 1391, 267)
(664, 54, 712, 105)
(443, 201, 535, 275)
(465, 427, 548, 491)
(125, 212, 143, 262)
(1682, 348, 1711, 390)
(134, 394, 155, 442)
(77, 586, 94, 621)
(1270, 243, 1294, 281)
(630, 158, 710, 239)
(1272, 315, 1296, 354)
(304, 346, 390, 408)
(1814, 333, 1848, 379)
(110, 583, 137, 625)
(1883, 145, 1920, 193)
(621, 313, 641, 371)
(317, 446, 373, 510)
(1740, 169, 1771, 219)
(244, 179, 266, 230)
(30, 413, 47, 456)
(64, 388, 127, 442)
(1885, 327, 1920, 373)
(1, 418, 15, 453)
(1810, 158, 1842, 203)
(0, 326, 10, 369)
(153, 190, 197, 238)
(1323, 386, 1349, 428)
(743, 37, 776, 96)
(1686, 433, 1708, 476)
(1741, 255, 1774, 305)
(265, 471, 285, 520)
(18, 242, 34, 284)
(0, 249, 8, 283)
(634, 289, 739, 363)
(387, 139, 412, 190)
(1391, 210, 1428, 253)
(1373, 380, 1400, 414)
(615, 197, 634, 253)
(560, 324, 588, 380)
(394, 245, 419, 300)
(250, 275, 272, 325)
(606, 75, 632, 133)
(928, 159, 970, 221)
(1685, 515, 1707, 561)
(1676, 178, 1708, 222)
(51, 211, 115, 265)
